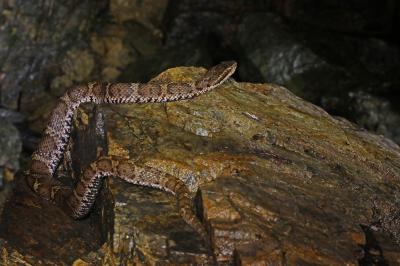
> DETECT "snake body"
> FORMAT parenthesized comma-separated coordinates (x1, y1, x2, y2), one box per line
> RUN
(25, 61, 237, 241)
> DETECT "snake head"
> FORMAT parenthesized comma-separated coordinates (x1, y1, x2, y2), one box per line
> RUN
(196, 61, 237, 89)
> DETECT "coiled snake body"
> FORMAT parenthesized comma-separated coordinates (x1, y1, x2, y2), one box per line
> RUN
(25, 61, 237, 242)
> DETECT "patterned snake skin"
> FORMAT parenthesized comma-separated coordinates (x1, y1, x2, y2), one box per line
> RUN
(25, 61, 237, 242)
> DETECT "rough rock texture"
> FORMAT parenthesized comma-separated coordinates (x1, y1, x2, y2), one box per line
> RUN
(0, 108, 24, 124)
(0, 2, 399, 263)
(332, 91, 400, 145)
(237, 13, 326, 86)
(0, 0, 108, 110)
(0, 106, 104, 265)
(0, 0, 171, 135)
(0, 120, 22, 186)
(5, 65, 398, 264)
(91, 66, 400, 265)
(110, 0, 169, 36)
(2, 1, 399, 159)
(1, 66, 400, 265)
(0, 179, 102, 265)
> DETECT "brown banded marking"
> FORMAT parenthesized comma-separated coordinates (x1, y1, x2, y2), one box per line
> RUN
(64, 157, 210, 243)
(47, 101, 70, 128)
(35, 134, 58, 155)
(137, 83, 163, 100)
(90, 82, 107, 103)
(28, 173, 64, 200)
(116, 160, 136, 179)
(82, 164, 97, 182)
(60, 91, 74, 107)
(163, 177, 181, 193)
(29, 61, 237, 177)
(67, 191, 80, 210)
(31, 134, 59, 169)
(30, 154, 52, 174)
(67, 170, 105, 219)
(108, 83, 135, 102)
(67, 85, 89, 103)
(167, 82, 195, 96)
(74, 179, 87, 198)
(96, 157, 113, 172)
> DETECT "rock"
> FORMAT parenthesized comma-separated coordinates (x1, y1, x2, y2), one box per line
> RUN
(274, 0, 398, 38)
(355, 38, 400, 80)
(237, 13, 326, 86)
(89, 66, 400, 264)
(90, 22, 162, 82)
(0, 121, 22, 256)
(0, 120, 22, 185)
(331, 91, 400, 145)
(118, 42, 212, 83)
(0, 108, 25, 124)
(2, 65, 400, 264)
(20, 90, 56, 134)
(0, 1, 108, 109)
(110, 0, 169, 37)
(297, 32, 400, 99)
(0, 1, 111, 135)
(236, 12, 343, 105)
(0, 175, 103, 265)
(50, 49, 95, 96)
(1, 0, 170, 136)
(163, 0, 273, 47)
(4, 0, 167, 138)
(236, 12, 400, 146)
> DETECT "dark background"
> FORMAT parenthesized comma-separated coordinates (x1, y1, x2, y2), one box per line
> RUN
(0, 0, 399, 184)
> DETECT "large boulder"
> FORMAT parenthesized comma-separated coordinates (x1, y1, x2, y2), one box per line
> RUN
(1, 65, 400, 265)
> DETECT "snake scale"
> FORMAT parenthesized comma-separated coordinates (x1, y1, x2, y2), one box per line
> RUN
(25, 61, 237, 243)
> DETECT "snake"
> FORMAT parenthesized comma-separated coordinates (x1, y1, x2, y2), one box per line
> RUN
(24, 61, 237, 243)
